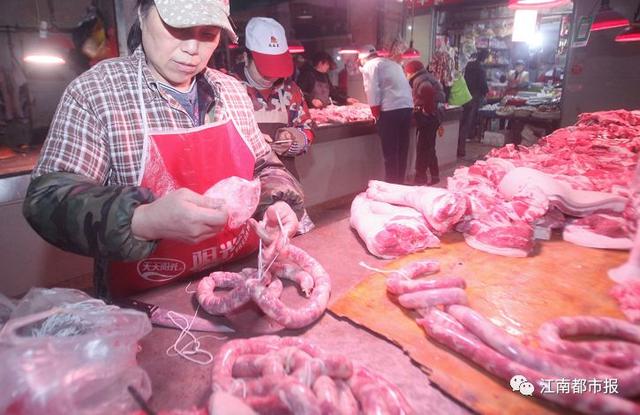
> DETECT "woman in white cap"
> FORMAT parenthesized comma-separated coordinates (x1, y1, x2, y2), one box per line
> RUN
(233, 17, 316, 233)
(23, 0, 302, 298)
(233, 17, 314, 181)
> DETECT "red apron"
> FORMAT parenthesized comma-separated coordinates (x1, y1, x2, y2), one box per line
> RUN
(108, 63, 259, 296)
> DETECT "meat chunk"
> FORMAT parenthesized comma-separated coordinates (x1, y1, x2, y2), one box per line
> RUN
(350, 193, 439, 259)
(366, 180, 468, 236)
(204, 176, 261, 229)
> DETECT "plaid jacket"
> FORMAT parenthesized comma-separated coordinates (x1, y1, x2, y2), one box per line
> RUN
(23, 48, 304, 297)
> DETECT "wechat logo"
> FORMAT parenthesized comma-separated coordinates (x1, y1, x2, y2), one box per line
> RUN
(510, 375, 535, 396)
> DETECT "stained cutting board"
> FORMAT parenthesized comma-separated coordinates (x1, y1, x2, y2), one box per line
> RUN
(330, 232, 629, 414)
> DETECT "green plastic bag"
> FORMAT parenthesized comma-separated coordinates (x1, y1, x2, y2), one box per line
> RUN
(448, 76, 472, 106)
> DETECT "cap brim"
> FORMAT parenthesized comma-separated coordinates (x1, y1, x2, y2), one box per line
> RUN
(156, 4, 238, 43)
(251, 50, 294, 79)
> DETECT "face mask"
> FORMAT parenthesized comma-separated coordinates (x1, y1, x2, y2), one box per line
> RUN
(245, 61, 274, 89)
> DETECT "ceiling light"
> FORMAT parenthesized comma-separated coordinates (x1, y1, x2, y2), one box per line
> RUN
(288, 41, 305, 54)
(512, 9, 538, 42)
(615, 24, 640, 42)
(402, 0, 420, 60)
(297, 9, 313, 20)
(23, 21, 66, 65)
(614, 2, 640, 41)
(338, 46, 359, 55)
(591, 0, 629, 31)
(401, 46, 420, 59)
(23, 54, 65, 64)
(508, 0, 571, 9)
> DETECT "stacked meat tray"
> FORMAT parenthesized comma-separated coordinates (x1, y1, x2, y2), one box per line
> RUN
(309, 103, 375, 125)
(352, 109, 640, 260)
(348, 109, 640, 414)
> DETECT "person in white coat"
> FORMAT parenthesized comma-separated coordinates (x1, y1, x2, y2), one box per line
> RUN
(358, 44, 414, 184)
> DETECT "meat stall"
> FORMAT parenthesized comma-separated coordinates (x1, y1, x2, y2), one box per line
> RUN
(3, 110, 640, 415)
(300, 103, 462, 206)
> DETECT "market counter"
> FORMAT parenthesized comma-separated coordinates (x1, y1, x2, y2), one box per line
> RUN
(135, 217, 470, 414)
(0, 161, 93, 297)
(300, 106, 462, 206)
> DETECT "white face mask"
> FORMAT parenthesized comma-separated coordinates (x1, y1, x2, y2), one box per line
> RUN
(245, 60, 274, 89)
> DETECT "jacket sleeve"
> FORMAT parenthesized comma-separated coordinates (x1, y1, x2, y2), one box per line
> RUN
(253, 150, 305, 220)
(23, 172, 158, 260)
(289, 81, 316, 145)
(433, 78, 446, 104)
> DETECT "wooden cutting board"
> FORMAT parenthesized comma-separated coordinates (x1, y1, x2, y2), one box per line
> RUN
(330, 232, 629, 415)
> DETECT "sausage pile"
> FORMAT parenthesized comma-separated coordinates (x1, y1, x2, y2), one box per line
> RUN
(384, 260, 640, 415)
(196, 245, 331, 330)
(209, 335, 415, 415)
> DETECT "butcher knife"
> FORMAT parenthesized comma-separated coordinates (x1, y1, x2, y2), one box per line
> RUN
(112, 298, 235, 333)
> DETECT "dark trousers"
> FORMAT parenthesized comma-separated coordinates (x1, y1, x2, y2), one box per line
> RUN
(415, 112, 440, 182)
(457, 96, 482, 157)
(377, 108, 413, 184)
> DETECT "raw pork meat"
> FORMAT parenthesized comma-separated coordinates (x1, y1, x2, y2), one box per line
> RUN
(463, 220, 534, 257)
(610, 282, 640, 323)
(449, 110, 640, 255)
(384, 265, 640, 414)
(309, 103, 374, 125)
(366, 180, 468, 235)
(350, 193, 439, 259)
(563, 214, 633, 250)
(449, 168, 535, 257)
(499, 167, 627, 217)
(204, 176, 261, 229)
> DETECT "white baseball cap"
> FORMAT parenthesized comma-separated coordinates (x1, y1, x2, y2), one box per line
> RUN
(155, 0, 237, 43)
(358, 44, 377, 60)
(245, 17, 293, 79)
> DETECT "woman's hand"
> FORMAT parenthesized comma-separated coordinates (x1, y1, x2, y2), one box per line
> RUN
(271, 129, 294, 155)
(262, 201, 298, 241)
(346, 97, 359, 105)
(250, 201, 299, 264)
(311, 98, 324, 108)
(131, 188, 228, 244)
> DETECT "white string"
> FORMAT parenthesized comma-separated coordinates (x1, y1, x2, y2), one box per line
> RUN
(283, 348, 295, 373)
(257, 236, 280, 281)
(256, 209, 288, 282)
(275, 210, 289, 246)
(231, 378, 248, 399)
(165, 304, 224, 365)
(358, 261, 409, 278)
(184, 281, 197, 294)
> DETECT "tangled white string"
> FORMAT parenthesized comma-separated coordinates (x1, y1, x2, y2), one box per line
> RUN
(165, 304, 224, 365)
